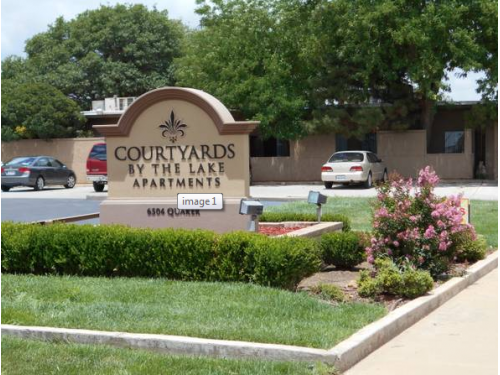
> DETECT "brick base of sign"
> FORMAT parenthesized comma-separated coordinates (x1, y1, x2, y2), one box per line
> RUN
(100, 198, 250, 232)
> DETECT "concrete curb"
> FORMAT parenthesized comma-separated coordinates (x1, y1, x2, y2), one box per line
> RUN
(1, 325, 334, 364)
(1, 252, 496, 369)
(328, 251, 498, 372)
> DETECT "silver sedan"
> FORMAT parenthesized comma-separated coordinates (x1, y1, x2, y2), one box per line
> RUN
(321, 151, 388, 189)
(1, 156, 77, 192)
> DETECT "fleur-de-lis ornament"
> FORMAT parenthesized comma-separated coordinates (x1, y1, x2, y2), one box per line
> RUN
(159, 110, 187, 143)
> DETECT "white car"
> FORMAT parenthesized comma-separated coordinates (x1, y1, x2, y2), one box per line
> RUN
(321, 151, 388, 189)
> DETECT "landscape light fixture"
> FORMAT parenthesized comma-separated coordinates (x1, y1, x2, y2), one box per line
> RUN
(239, 199, 264, 232)
(308, 191, 327, 222)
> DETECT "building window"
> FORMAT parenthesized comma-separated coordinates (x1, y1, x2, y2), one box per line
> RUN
(444, 131, 464, 153)
(250, 136, 290, 157)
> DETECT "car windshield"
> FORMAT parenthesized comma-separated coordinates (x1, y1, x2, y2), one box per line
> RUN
(328, 152, 364, 163)
(89, 145, 107, 161)
(5, 157, 36, 166)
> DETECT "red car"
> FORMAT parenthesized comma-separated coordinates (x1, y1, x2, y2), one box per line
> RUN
(86, 143, 107, 192)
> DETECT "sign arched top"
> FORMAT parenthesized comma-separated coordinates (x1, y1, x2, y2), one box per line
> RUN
(94, 87, 259, 137)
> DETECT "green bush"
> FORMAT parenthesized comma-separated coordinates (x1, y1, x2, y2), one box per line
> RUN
(259, 212, 351, 232)
(374, 259, 403, 295)
(1, 223, 321, 290)
(451, 230, 487, 263)
(357, 270, 381, 298)
(357, 260, 434, 299)
(320, 232, 365, 268)
(310, 283, 346, 302)
(399, 269, 434, 299)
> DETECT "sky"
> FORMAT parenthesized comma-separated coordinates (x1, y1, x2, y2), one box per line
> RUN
(0, 0, 485, 101)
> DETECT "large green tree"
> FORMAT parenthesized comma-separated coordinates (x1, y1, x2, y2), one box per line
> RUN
(2, 4, 185, 108)
(177, 0, 497, 140)
(307, 0, 498, 138)
(176, 0, 316, 139)
(1, 81, 85, 141)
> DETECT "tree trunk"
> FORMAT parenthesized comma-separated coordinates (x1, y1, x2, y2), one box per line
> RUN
(421, 97, 435, 153)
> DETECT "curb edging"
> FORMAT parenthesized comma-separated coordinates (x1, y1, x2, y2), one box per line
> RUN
(1, 325, 334, 364)
(328, 251, 498, 372)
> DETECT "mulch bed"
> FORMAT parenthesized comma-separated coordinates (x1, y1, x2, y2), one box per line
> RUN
(258, 225, 307, 236)
(298, 253, 496, 311)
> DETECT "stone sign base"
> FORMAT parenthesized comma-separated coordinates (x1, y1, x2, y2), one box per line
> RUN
(100, 198, 250, 232)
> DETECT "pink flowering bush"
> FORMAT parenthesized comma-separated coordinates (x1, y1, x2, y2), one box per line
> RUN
(366, 167, 476, 277)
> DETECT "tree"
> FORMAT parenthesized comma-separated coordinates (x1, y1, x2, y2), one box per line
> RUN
(307, 0, 497, 139)
(1, 81, 85, 141)
(2, 4, 185, 108)
(175, 0, 316, 139)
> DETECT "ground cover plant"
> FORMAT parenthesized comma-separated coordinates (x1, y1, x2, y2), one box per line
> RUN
(2, 336, 336, 375)
(2, 274, 386, 349)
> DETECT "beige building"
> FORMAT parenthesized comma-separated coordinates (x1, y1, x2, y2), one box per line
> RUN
(250, 104, 498, 182)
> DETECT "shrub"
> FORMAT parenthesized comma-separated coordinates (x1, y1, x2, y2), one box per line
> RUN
(366, 167, 477, 277)
(374, 259, 403, 295)
(357, 260, 434, 299)
(260, 212, 351, 232)
(1, 223, 321, 290)
(320, 232, 365, 268)
(451, 229, 487, 263)
(310, 283, 346, 302)
(357, 270, 381, 298)
(399, 269, 434, 299)
(245, 235, 322, 289)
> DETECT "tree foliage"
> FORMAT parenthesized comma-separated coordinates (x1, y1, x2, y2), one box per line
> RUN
(176, 0, 497, 139)
(175, 0, 316, 139)
(1, 81, 85, 141)
(2, 4, 185, 108)
(307, 0, 497, 136)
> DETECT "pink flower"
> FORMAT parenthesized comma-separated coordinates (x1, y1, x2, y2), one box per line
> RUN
(439, 242, 448, 251)
(393, 241, 400, 247)
(424, 225, 436, 239)
(377, 207, 389, 217)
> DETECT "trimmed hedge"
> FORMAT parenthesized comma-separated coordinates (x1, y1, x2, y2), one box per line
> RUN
(1, 222, 321, 290)
(320, 232, 366, 268)
(259, 212, 351, 232)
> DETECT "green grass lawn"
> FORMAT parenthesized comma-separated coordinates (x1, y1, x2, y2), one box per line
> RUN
(2, 275, 386, 349)
(266, 198, 498, 247)
(1, 337, 335, 375)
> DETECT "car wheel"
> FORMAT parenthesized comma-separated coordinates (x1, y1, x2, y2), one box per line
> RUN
(64, 174, 76, 189)
(34, 176, 45, 191)
(364, 172, 373, 189)
(1, 185, 11, 192)
(93, 181, 105, 192)
(324, 182, 333, 189)
(382, 169, 388, 183)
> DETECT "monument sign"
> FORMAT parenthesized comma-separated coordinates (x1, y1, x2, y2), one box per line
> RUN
(95, 87, 259, 232)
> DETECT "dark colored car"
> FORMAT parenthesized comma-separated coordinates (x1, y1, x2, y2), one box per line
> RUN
(1, 156, 77, 192)
(86, 143, 107, 192)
